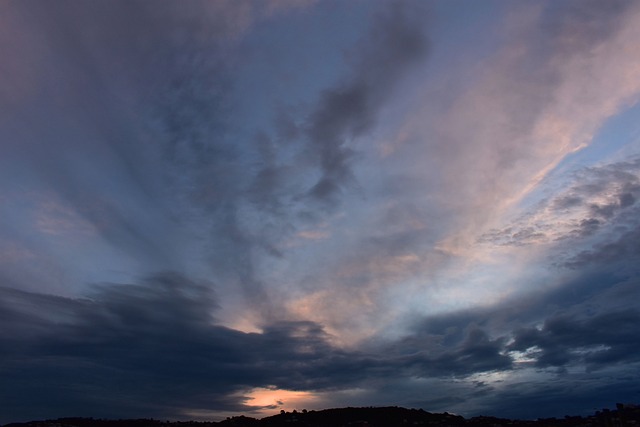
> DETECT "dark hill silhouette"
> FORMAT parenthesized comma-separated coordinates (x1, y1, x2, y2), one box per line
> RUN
(4, 404, 640, 427)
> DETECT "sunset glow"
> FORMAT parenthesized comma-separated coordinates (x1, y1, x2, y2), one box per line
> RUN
(244, 388, 318, 416)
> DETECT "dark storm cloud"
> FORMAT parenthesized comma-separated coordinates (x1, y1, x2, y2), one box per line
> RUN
(2, 243, 639, 422)
(509, 309, 640, 372)
(407, 327, 512, 377)
(474, 376, 640, 421)
(0, 274, 346, 421)
(303, 1, 429, 205)
(379, 266, 639, 418)
(0, 272, 525, 424)
(375, 265, 639, 416)
(561, 216, 640, 269)
(404, 257, 640, 373)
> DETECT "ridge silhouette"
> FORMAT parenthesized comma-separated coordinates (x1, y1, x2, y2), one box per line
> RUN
(4, 403, 640, 427)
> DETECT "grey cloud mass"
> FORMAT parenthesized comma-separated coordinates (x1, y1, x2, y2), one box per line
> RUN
(509, 310, 640, 371)
(3, 266, 639, 422)
(0, 273, 511, 421)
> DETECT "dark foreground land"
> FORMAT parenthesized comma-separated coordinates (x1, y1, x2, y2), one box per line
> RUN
(4, 404, 640, 427)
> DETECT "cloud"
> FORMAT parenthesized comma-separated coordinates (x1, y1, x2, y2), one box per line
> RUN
(2, 260, 639, 423)
(387, 0, 640, 256)
(464, 371, 640, 420)
(508, 309, 640, 372)
(0, 0, 426, 344)
(0, 0, 326, 319)
(479, 157, 640, 249)
(0, 0, 261, 284)
(274, 0, 640, 344)
(133, 0, 432, 326)
(0, 274, 328, 421)
(303, 0, 429, 206)
(561, 219, 640, 269)
(409, 327, 512, 377)
(149, 0, 431, 326)
(0, 271, 528, 423)
(3, 1, 640, 422)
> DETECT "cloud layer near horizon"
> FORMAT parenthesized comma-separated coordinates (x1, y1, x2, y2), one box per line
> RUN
(2, 0, 640, 423)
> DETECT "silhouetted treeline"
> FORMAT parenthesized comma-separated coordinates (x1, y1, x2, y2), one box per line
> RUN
(4, 403, 640, 427)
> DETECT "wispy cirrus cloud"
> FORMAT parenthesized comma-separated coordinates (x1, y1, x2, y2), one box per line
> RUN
(386, 0, 640, 252)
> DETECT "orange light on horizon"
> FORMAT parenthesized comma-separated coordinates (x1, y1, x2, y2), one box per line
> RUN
(244, 387, 319, 416)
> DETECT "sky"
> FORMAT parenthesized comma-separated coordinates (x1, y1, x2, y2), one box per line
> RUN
(2, 0, 640, 423)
